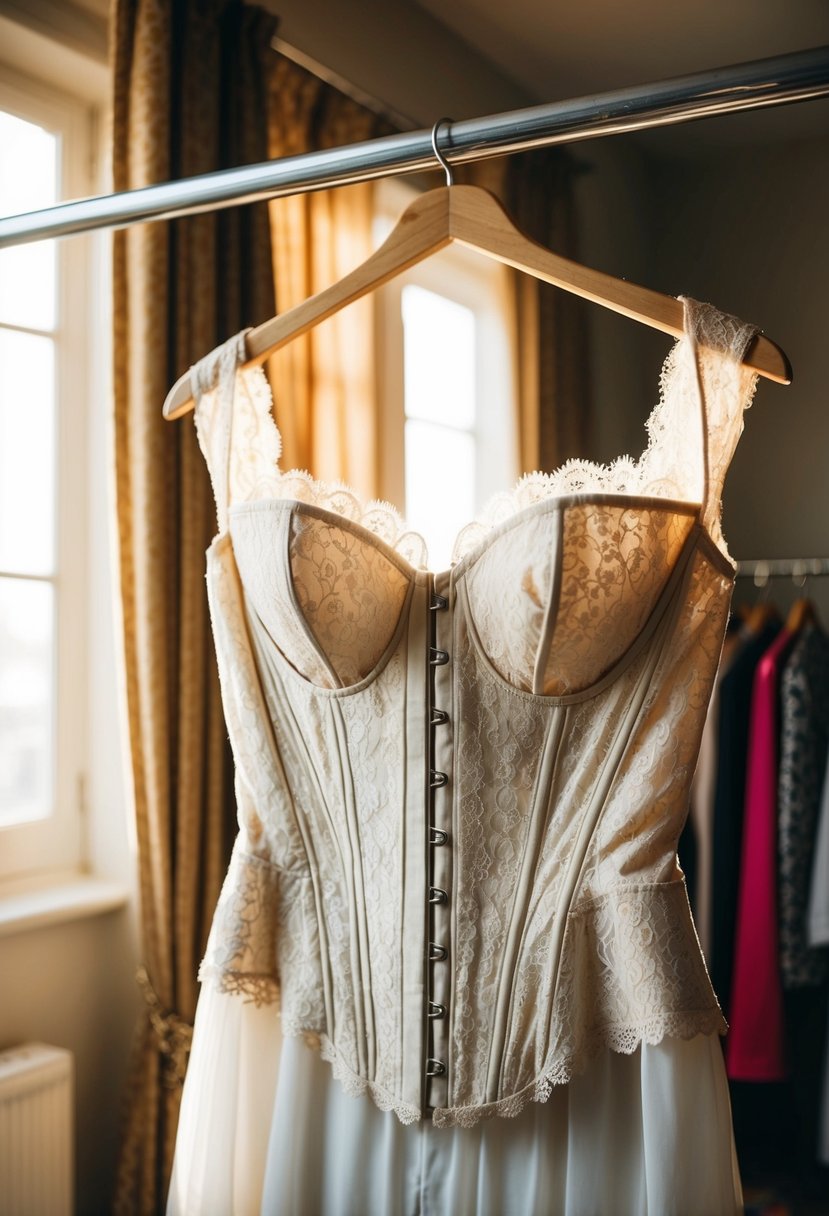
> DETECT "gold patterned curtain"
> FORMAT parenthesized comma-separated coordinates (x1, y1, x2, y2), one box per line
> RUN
(265, 56, 395, 497)
(112, 16, 400, 1210)
(508, 149, 592, 473)
(111, 2, 277, 1211)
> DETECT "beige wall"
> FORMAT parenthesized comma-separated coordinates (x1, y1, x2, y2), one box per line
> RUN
(260, 0, 532, 122)
(0, 914, 139, 1213)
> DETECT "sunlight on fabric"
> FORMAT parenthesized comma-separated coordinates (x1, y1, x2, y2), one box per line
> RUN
(0, 109, 58, 332)
(402, 285, 475, 569)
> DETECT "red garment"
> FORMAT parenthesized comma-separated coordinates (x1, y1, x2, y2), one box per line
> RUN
(725, 627, 795, 1081)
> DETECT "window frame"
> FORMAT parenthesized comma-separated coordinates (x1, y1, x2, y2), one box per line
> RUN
(0, 66, 95, 880)
(374, 178, 520, 567)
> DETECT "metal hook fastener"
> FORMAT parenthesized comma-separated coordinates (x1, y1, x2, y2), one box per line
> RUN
(430, 118, 455, 187)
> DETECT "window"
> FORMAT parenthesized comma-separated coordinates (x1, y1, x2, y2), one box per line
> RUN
(375, 180, 519, 570)
(0, 69, 96, 880)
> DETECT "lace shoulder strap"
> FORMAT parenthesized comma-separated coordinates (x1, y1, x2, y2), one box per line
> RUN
(190, 329, 253, 532)
(680, 295, 759, 555)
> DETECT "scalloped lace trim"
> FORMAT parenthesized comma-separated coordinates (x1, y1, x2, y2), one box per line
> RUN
(241, 349, 695, 572)
(238, 1011, 726, 1127)
(450, 297, 757, 564)
(432, 1010, 727, 1128)
(268, 466, 429, 570)
(239, 366, 430, 570)
(283, 1026, 422, 1125)
(192, 297, 758, 572)
(445, 316, 697, 564)
(197, 964, 279, 1009)
(450, 455, 687, 564)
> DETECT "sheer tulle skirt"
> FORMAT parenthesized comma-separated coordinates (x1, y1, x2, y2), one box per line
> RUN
(167, 989, 743, 1216)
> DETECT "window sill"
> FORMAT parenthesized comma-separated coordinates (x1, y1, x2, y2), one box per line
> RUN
(0, 872, 131, 938)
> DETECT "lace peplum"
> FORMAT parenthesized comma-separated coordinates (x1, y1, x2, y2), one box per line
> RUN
(189, 296, 759, 1126)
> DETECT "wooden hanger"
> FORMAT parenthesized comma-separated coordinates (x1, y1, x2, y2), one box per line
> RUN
(744, 599, 781, 635)
(163, 123, 792, 420)
(786, 596, 819, 633)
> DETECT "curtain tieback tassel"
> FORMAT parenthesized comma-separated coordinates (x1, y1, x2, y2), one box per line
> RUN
(136, 965, 193, 1088)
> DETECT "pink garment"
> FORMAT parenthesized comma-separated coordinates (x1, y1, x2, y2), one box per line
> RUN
(725, 627, 795, 1081)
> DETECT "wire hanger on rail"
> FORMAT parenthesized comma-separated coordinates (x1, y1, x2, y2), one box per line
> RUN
(162, 118, 791, 420)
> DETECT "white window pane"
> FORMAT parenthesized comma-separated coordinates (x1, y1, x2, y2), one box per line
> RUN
(0, 110, 58, 331)
(0, 577, 54, 824)
(0, 329, 56, 575)
(402, 285, 475, 428)
(405, 420, 475, 571)
(0, 244, 58, 332)
(0, 111, 58, 215)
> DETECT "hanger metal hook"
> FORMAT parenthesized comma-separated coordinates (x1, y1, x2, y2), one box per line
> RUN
(753, 560, 771, 597)
(792, 559, 808, 590)
(431, 118, 455, 187)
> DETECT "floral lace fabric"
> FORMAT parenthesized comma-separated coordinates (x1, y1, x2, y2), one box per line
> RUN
(437, 879, 726, 1129)
(228, 503, 411, 688)
(193, 344, 428, 567)
(464, 502, 696, 697)
(188, 295, 760, 1126)
(192, 297, 757, 572)
(451, 296, 757, 566)
(288, 513, 410, 686)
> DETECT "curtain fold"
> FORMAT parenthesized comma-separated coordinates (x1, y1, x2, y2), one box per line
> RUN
(265, 56, 395, 498)
(509, 149, 592, 474)
(112, 24, 399, 1210)
(111, 3, 277, 1212)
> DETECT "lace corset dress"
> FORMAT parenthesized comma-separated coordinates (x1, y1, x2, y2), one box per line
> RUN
(167, 297, 753, 1216)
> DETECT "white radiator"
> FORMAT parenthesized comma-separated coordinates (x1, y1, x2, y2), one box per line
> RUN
(0, 1043, 74, 1216)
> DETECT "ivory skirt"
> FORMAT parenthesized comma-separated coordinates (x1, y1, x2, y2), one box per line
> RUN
(167, 988, 743, 1216)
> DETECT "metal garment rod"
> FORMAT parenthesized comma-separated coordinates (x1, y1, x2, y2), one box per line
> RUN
(735, 557, 829, 581)
(2, 44, 829, 248)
